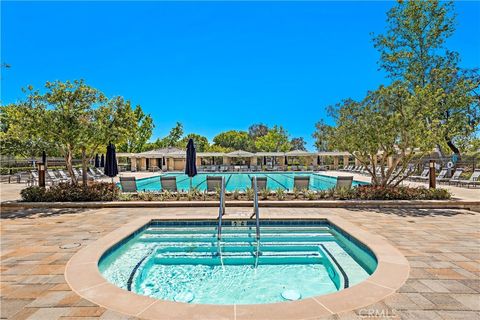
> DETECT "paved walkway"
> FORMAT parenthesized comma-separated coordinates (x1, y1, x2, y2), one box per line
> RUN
(1, 207, 479, 319)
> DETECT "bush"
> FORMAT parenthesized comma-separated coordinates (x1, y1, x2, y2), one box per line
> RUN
(351, 185, 451, 200)
(21, 182, 119, 202)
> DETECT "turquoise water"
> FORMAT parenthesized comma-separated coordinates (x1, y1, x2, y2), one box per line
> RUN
(99, 220, 377, 305)
(133, 172, 366, 192)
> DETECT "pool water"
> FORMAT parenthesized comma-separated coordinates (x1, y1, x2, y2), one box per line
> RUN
(99, 220, 377, 305)
(133, 172, 366, 192)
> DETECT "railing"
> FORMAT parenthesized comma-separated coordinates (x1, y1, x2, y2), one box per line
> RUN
(217, 176, 226, 241)
(252, 176, 260, 241)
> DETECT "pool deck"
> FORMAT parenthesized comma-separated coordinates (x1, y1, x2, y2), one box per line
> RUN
(1, 206, 479, 319)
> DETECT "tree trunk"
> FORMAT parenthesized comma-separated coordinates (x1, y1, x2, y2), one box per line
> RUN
(65, 149, 77, 184)
(82, 148, 88, 187)
(445, 137, 461, 157)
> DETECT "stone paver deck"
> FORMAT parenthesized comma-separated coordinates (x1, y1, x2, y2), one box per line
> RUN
(1, 207, 479, 319)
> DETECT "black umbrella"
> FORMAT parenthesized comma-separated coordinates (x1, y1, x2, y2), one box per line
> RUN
(185, 138, 197, 189)
(263, 156, 267, 166)
(100, 154, 105, 167)
(317, 155, 321, 165)
(94, 154, 100, 168)
(104, 143, 118, 181)
(285, 156, 288, 166)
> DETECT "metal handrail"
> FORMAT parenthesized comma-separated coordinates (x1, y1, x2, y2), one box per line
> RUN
(217, 176, 226, 241)
(252, 176, 260, 241)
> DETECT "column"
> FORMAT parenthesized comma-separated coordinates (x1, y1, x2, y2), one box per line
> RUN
(333, 156, 339, 170)
(130, 157, 137, 172)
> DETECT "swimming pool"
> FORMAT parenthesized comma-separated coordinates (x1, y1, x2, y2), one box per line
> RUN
(133, 172, 366, 192)
(99, 219, 377, 305)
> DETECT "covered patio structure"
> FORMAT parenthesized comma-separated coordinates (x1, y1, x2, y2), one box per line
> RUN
(122, 148, 354, 172)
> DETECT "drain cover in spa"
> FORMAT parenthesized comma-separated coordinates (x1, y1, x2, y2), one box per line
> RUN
(174, 292, 194, 303)
(282, 290, 301, 301)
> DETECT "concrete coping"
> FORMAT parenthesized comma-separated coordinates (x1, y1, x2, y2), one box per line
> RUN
(65, 215, 410, 320)
(2, 199, 480, 210)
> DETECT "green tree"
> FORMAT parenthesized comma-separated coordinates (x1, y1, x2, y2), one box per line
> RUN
(255, 126, 292, 152)
(327, 82, 438, 186)
(150, 122, 184, 149)
(118, 105, 154, 153)
(7, 80, 136, 185)
(205, 144, 232, 153)
(290, 137, 307, 151)
(248, 123, 269, 140)
(372, 0, 479, 156)
(1, 102, 58, 159)
(212, 130, 253, 151)
(312, 120, 333, 152)
(178, 133, 210, 152)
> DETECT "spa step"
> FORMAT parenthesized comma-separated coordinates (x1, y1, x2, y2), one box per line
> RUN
(156, 245, 322, 254)
(139, 235, 335, 243)
(153, 255, 323, 265)
(144, 228, 331, 235)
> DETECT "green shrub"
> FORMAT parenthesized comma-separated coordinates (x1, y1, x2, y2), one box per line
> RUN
(232, 189, 240, 200)
(275, 188, 285, 200)
(292, 187, 301, 199)
(260, 187, 270, 200)
(21, 182, 119, 202)
(352, 185, 451, 200)
(245, 187, 254, 201)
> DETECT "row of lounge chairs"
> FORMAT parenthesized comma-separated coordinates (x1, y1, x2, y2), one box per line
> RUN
(119, 175, 354, 193)
(196, 165, 324, 172)
(339, 164, 480, 188)
(23, 167, 106, 186)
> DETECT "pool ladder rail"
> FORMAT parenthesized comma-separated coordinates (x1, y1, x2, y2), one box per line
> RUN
(251, 176, 261, 268)
(217, 176, 262, 268)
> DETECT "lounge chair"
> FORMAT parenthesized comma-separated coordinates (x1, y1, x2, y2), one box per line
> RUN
(57, 170, 71, 181)
(457, 170, 480, 188)
(88, 168, 102, 179)
(93, 167, 105, 177)
(410, 168, 429, 181)
(119, 176, 137, 192)
(207, 176, 223, 192)
(160, 176, 177, 192)
(336, 176, 353, 190)
(294, 176, 310, 190)
(46, 170, 61, 184)
(251, 176, 267, 190)
(446, 168, 465, 185)
(436, 169, 448, 181)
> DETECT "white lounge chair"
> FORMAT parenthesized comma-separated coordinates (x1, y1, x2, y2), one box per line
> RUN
(457, 170, 480, 188)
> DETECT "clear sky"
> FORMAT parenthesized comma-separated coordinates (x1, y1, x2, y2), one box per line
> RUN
(2, 1, 479, 150)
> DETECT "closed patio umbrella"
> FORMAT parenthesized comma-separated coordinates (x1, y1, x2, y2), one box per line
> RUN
(317, 155, 321, 165)
(100, 154, 105, 167)
(94, 154, 100, 168)
(104, 143, 118, 182)
(185, 138, 197, 190)
(285, 156, 288, 166)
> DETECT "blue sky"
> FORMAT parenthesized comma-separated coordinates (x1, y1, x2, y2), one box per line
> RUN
(2, 1, 479, 150)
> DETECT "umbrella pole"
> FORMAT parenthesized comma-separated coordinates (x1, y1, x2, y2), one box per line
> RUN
(190, 177, 192, 190)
